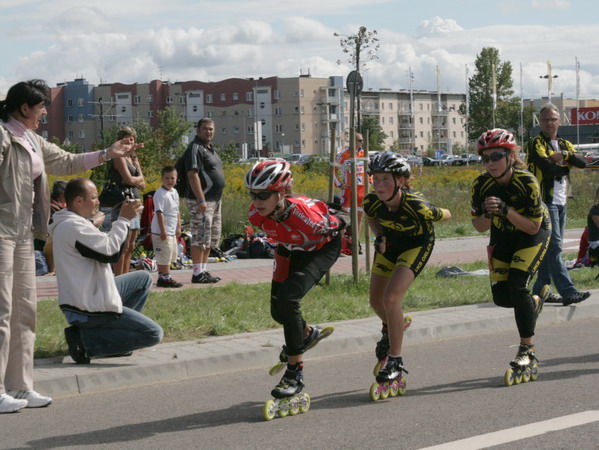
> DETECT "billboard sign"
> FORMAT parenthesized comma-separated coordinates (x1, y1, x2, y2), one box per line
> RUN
(571, 107, 599, 125)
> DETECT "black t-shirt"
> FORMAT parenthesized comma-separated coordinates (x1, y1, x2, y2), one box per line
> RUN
(183, 136, 225, 201)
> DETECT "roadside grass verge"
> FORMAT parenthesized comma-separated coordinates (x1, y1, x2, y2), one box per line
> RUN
(35, 258, 597, 359)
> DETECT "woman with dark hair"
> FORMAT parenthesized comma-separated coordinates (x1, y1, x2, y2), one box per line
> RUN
(471, 128, 551, 386)
(109, 125, 145, 275)
(0, 79, 141, 413)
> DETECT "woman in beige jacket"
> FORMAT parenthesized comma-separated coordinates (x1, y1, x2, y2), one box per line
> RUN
(0, 79, 140, 413)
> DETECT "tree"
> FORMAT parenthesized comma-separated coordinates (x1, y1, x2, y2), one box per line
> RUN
(460, 47, 515, 141)
(90, 107, 192, 186)
(360, 116, 387, 151)
(219, 142, 240, 166)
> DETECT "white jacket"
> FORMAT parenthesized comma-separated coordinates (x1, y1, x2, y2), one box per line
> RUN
(49, 209, 131, 314)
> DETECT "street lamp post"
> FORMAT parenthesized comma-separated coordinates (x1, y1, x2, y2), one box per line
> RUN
(281, 132, 285, 155)
(540, 60, 558, 102)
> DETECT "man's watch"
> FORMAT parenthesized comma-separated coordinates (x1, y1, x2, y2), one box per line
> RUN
(101, 149, 110, 162)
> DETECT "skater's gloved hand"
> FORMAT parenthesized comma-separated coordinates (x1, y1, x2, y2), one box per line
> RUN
(375, 233, 386, 253)
(482, 197, 509, 218)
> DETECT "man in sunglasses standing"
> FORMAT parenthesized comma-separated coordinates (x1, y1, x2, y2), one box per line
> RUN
(527, 103, 589, 306)
(182, 118, 225, 284)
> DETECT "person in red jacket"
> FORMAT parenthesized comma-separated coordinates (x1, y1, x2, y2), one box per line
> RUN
(246, 160, 346, 399)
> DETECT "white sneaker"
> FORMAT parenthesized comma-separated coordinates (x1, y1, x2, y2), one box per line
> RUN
(0, 393, 28, 413)
(7, 390, 52, 408)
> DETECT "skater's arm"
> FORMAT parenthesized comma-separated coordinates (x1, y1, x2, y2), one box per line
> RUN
(484, 196, 541, 235)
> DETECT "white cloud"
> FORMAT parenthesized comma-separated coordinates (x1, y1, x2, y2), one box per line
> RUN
(531, 0, 571, 11)
(416, 16, 464, 37)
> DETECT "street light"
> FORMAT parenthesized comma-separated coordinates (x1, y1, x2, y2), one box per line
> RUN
(281, 132, 285, 155)
(540, 60, 558, 102)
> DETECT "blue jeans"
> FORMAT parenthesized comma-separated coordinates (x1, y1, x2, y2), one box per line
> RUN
(73, 271, 163, 358)
(532, 203, 576, 298)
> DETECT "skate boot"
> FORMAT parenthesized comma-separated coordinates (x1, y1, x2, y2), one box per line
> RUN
(370, 356, 408, 401)
(271, 363, 305, 399)
(504, 344, 539, 386)
(533, 284, 551, 318)
(373, 323, 390, 375)
(269, 325, 335, 376)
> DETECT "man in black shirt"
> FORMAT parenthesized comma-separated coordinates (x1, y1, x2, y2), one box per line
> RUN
(182, 118, 225, 283)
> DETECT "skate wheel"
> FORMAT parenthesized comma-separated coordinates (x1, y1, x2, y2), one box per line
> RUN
(513, 370, 523, 385)
(504, 368, 515, 386)
(522, 370, 531, 383)
(298, 393, 311, 413)
(373, 357, 387, 377)
(268, 361, 285, 377)
(389, 381, 399, 397)
(288, 397, 300, 416)
(397, 377, 407, 396)
(530, 363, 539, 381)
(320, 325, 335, 338)
(404, 315, 413, 331)
(277, 399, 289, 418)
(263, 400, 277, 421)
(369, 382, 381, 401)
(380, 382, 390, 399)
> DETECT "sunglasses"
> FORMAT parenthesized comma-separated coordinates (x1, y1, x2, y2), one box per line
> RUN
(481, 152, 507, 164)
(249, 190, 277, 201)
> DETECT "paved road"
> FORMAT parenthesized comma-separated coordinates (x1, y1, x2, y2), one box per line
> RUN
(5, 318, 599, 449)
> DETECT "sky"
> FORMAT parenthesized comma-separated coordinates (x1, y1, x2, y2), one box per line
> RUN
(1, 0, 598, 100)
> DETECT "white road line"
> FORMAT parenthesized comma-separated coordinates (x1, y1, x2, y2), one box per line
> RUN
(420, 410, 599, 450)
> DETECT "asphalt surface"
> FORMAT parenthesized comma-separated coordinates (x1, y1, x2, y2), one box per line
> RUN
(32, 229, 598, 400)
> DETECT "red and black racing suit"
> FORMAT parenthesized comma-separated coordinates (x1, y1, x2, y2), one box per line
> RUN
(249, 196, 344, 356)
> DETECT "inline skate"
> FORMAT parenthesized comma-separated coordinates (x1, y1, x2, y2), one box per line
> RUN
(263, 363, 311, 421)
(504, 344, 539, 386)
(373, 316, 412, 375)
(370, 355, 408, 401)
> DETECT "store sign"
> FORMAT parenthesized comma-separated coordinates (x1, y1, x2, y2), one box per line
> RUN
(571, 107, 599, 125)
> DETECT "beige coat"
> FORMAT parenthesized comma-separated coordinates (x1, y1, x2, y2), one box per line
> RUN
(0, 122, 87, 240)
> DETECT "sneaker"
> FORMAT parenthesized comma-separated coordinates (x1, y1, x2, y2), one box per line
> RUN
(563, 291, 591, 306)
(0, 393, 27, 413)
(157, 277, 183, 288)
(545, 292, 563, 304)
(7, 390, 52, 408)
(510, 344, 537, 368)
(205, 271, 221, 282)
(191, 272, 217, 284)
(64, 326, 90, 364)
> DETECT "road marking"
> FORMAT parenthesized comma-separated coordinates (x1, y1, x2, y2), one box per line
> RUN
(420, 410, 599, 450)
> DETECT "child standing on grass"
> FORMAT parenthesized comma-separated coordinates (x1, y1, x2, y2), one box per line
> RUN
(245, 160, 347, 399)
(152, 166, 183, 288)
(364, 151, 451, 383)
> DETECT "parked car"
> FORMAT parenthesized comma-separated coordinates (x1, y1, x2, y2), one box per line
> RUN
(422, 157, 442, 166)
(444, 155, 465, 166)
(460, 154, 481, 165)
(285, 154, 312, 165)
(405, 155, 423, 167)
(586, 156, 599, 170)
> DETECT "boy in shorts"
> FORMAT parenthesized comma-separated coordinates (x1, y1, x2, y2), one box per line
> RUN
(152, 166, 183, 288)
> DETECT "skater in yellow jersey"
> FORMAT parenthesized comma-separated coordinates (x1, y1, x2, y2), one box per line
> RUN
(470, 129, 551, 386)
(364, 151, 451, 400)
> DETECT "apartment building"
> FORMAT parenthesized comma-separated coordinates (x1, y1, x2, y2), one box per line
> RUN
(348, 89, 468, 156)
(39, 75, 346, 157)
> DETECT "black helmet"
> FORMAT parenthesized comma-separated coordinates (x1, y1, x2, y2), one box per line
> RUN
(368, 151, 411, 177)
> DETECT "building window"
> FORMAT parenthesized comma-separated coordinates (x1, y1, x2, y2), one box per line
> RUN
(247, 125, 254, 134)
(221, 127, 227, 134)
(79, 130, 85, 138)
(147, 95, 153, 103)
(301, 123, 305, 131)
(234, 127, 240, 134)
(67, 115, 73, 123)
(301, 106, 305, 114)
(147, 111, 153, 118)
(68, 131, 74, 139)
(274, 90, 280, 100)
(78, 114, 84, 122)
(381, 117, 385, 125)
(275, 108, 282, 116)
(275, 124, 282, 133)
(419, 117, 423, 124)
(77, 98, 84, 107)
(67, 99, 73, 107)
(246, 92, 253, 101)
(134, 96, 141, 104)
(389, 116, 394, 125)
(300, 89, 304, 97)
(381, 103, 385, 110)
(206, 94, 213, 104)
(389, 103, 393, 110)
(260, 102, 265, 109)
(452, 117, 456, 124)
(220, 93, 226, 101)
(109, 114, 116, 122)
(233, 92, 239, 101)
(166, 96, 173, 104)
(390, 131, 394, 138)
(121, 106, 127, 113)
(247, 109, 253, 117)
(419, 103, 423, 110)
(420, 131, 424, 138)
